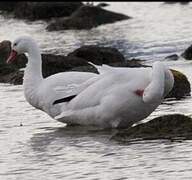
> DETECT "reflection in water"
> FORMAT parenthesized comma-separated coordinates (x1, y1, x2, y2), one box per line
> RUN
(29, 126, 117, 153)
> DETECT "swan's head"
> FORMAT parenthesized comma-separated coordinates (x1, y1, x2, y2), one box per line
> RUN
(6, 36, 36, 64)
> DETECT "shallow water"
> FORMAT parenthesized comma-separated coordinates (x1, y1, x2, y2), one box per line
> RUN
(1, 2, 192, 180)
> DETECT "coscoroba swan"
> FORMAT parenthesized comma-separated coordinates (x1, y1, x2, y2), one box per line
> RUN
(6, 36, 174, 128)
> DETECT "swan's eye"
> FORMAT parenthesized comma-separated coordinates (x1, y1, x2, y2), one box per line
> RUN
(13, 43, 17, 46)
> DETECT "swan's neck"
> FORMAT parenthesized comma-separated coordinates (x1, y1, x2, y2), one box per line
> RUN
(23, 45, 43, 107)
(163, 68, 174, 97)
(143, 62, 165, 103)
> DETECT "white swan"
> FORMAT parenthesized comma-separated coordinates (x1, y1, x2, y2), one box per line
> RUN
(6, 36, 174, 128)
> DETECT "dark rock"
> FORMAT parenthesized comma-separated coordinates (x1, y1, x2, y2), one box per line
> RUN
(112, 114, 192, 142)
(46, 5, 130, 31)
(164, 1, 190, 4)
(0, 40, 11, 62)
(181, 44, 192, 60)
(41, 54, 89, 77)
(166, 69, 191, 99)
(96, 3, 109, 8)
(13, 2, 83, 21)
(71, 65, 98, 74)
(0, 69, 23, 85)
(0, 2, 18, 12)
(68, 45, 125, 65)
(180, 2, 190, 4)
(164, 54, 179, 61)
(125, 58, 148, 68)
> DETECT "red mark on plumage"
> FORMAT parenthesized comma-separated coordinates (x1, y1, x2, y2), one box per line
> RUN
(134, 89, 144, 96)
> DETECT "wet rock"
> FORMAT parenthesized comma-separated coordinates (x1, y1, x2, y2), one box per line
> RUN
(4, 70, 24, 85)
(0, 2, 18, 12)
(70, 65, 98, 74)
(164, 54, 179, 61)
(68, 45, 125, 65)
(166, 69, 191, 99)
(180, 1, 190, 4)
(112, 114, 192, 142)
(181, 44, 192, 60)
(97, 3, 109, 8)
(125, 58, 148, 68)
(164, 1, 190, 4)
(13, 2, 83, 21)
(41, 54, 90, 77)
(46, 5, 130, 31)
(0, 40, 11, 62)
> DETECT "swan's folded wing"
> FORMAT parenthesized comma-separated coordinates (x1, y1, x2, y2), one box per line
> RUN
(52, 76, 99, 104)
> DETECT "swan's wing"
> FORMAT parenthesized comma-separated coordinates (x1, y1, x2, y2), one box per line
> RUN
(52, 75, 99, 104)
(37, 71, 98, 107)
(54, 81, 145, 127)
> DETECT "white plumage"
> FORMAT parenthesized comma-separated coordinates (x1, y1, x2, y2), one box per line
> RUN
(7, 36, 174, 128)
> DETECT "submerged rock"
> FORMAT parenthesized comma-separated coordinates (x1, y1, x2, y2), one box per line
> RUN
(164, 54, 179, 61)
(181, 44, 192, 60)
(113, 114, 192, 142)
(46, 5, 130, 31)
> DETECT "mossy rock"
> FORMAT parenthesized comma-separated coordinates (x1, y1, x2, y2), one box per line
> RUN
(112, 114, 192, 142)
